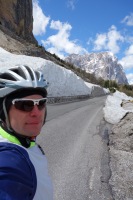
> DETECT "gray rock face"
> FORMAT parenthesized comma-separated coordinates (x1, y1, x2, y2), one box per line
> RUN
(0, 0, 36, 43)
(65, 52, 128, 85)
(109, 112, 133, 199)
(91, 85, 106, 97)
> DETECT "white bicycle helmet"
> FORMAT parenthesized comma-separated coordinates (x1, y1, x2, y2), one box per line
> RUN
(0, 65, 48, 133)
(0, 65, 48, 98)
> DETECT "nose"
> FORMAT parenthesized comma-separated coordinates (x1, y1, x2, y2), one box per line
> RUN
(30, 105, 41, 116)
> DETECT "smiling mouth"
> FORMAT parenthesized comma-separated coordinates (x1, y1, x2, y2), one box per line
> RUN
(26, 122, 40, 125)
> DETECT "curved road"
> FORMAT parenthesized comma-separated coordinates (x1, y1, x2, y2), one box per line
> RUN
(37, 96, 113, 200)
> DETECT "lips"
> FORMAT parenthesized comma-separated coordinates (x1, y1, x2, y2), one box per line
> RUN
(26, 122, 40, 125)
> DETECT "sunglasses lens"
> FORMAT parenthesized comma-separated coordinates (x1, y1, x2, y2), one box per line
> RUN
(14, 99, 47, 112)
(37, 99, 47, 110)
(14, 101, 34, 112)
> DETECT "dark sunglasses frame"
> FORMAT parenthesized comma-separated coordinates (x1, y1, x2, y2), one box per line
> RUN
(12, 98, 47, 112)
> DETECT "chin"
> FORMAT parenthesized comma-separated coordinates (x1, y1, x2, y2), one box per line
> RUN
(29, 130, 41, 137)
(25, 124, 42, 136)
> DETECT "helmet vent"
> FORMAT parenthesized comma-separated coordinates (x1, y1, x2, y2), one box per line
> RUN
(1, 73, 16, 81)
(25, 66, 34, 80)
(35, 71, 40, 80)
(10, 68, 26, 80)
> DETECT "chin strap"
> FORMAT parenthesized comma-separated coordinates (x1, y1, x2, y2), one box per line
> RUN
(3, 98, 12, 132)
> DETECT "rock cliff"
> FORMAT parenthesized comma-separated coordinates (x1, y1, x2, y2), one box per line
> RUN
(65, 52, 128, 85)
(0, 0, 36, 43)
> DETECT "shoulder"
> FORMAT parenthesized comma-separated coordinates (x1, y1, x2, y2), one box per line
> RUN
(0, 142, 37, 200)
(0, 142, 33, 168)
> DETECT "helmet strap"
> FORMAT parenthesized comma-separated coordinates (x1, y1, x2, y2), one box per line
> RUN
(3, 98, 13, 132)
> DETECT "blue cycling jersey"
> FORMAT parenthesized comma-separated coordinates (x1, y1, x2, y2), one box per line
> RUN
(0, 127, 53, 200)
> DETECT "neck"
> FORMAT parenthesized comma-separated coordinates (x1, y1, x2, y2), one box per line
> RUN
(0, 122, 35, 148)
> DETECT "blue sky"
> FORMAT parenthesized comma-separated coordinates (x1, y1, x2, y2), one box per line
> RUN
(32, 0, 133, 84)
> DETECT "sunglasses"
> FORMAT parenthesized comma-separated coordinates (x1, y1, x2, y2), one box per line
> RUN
(12, 98, 47, 112)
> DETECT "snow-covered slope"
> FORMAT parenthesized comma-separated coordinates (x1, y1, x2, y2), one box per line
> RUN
(0, 47, 107, 97)
(65, 52, 128, 85)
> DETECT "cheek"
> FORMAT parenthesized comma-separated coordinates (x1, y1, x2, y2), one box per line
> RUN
(9, 108, 16, 123)
(8, 108, 25, 128)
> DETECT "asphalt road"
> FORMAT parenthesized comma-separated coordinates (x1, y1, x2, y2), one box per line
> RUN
(37, 96, 113, 200)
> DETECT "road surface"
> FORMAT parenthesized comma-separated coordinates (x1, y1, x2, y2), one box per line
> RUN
(37, 96, 113, 200)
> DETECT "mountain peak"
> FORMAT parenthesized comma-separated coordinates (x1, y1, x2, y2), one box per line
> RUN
(65, 52, 128, 85)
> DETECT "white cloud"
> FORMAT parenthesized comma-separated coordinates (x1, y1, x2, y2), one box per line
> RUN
(119, 55, 133, 69)
(41, 20, 87, 58)
(119, 45, 133, 70)
(93, 25, 124, 54)
(87, 37, 93, 46)
(67, 0, 77, 10)
(121, 13, 133, 26)
(33, 0, 50, 35)
(107, 26, 124, 53)
(93, 34, 107, 50)
(126, 73, 133, 85)
(125, 44, 133, 55)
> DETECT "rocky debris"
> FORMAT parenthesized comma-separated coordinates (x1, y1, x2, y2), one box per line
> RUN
(0, 27, 65, 64)
(122, 100, 133, 111)
(0, 24, 74, 73)
(109, 101, 133, 199)
(0, 27, 29, 54)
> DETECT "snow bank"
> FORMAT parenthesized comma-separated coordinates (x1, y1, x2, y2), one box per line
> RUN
(0, 47, 104, 97)
(103, 91, 133, 124)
